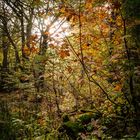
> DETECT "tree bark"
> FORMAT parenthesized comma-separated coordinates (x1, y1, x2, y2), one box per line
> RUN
(33, 33, 48, 92)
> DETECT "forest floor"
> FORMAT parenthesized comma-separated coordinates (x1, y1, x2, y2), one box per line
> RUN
(0, 91, 140, 140)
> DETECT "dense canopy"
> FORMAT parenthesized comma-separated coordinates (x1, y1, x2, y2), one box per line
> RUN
(0, 0, 140, 139)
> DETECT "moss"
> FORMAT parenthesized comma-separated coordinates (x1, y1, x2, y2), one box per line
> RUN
(58, 112, 102, 139)
(78, 113, 94, 124)
(78, 112, 102, 124)
(64, 121, 84, 133)
(60, 121, 84, 140)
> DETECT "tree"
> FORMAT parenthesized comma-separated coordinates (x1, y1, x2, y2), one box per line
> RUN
(0, 0, 140, 139)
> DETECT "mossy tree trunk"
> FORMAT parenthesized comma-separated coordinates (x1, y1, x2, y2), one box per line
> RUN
(33, 33, 48, 92)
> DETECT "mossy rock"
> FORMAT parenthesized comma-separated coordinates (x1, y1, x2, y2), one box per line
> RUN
(59, 121, 84, 140)
(63, 121, 84, 133)
(77, 112, 101, 124)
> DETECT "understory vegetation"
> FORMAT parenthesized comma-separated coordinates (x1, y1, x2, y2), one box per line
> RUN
(0, 0, 140, 139)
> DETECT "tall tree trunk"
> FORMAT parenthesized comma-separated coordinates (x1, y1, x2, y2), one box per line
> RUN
(26, 8, 34, 50)
(2, 30, 9, 71)
(0, 28, 9, 91)
(4, 22, 20, 67)
(21, 7, 26, 60)
(33, 33, 48, 92)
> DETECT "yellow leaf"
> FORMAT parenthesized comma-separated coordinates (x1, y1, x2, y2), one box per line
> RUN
(23, 45, 30, 56)
(60, 7, 65, 13)
(82, 43, 90, 50)
(85, 0, 93, 9)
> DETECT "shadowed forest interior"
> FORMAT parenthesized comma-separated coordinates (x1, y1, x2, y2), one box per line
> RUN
(0, 0, 140, 139)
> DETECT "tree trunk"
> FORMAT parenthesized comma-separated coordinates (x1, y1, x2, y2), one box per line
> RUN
(33, 33, 48, 92)
(2, 31, 9, 71)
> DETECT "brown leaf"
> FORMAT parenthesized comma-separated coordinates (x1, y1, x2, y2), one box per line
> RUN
(59, 50, 70, 59)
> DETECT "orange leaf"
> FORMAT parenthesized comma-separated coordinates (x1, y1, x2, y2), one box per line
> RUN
(59, 50, 70, 59)
(114, 84, 122, 91)
(31, 47, 39, 53)
(43, 32, 49, 35)
(23, 45, 30, 56)
(85, 0, 93, 9)
(82, 44, 89, 50)
(30, 34, 38, 41)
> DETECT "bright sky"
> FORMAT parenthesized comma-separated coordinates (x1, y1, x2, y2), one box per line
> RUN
(33, 16, 70, 46)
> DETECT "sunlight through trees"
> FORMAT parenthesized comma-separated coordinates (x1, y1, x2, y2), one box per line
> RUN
(0, 0, 140, 139)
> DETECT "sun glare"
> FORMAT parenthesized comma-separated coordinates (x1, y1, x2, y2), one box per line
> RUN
(33, 16, 70, 46)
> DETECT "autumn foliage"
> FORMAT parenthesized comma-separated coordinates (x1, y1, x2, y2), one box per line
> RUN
(0, 0, 140, 139)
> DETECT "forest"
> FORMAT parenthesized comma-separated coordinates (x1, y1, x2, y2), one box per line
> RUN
(0, 0, 140, 139)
